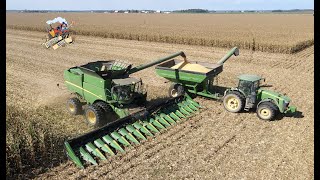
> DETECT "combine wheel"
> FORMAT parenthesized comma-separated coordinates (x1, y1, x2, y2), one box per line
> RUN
(84, 104, 104, 127)
(223, 91, 245, 113)
(94, 101, 112, 119)
(256, 102, 278, 121)
(168, 83, 185, 98)
(67, 98, 82, 115)
(135, 95, 147, 106)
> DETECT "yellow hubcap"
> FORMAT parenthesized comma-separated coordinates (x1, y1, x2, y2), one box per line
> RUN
(68, 103, 75, 112)
(259, 108, 271, 119)
(226, 97, 239, 110)
(171, 89, 178, 97)
(86, 110, 96, 124)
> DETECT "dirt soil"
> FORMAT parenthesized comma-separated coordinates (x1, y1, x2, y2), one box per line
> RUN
(7, 29, 313, 179)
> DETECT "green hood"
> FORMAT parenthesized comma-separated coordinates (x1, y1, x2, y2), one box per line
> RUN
(258, 88, 291, 102)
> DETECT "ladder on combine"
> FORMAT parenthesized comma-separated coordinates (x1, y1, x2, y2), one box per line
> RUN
(64, 95, 201, 168)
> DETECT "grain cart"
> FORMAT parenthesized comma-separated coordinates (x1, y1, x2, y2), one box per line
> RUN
(64, 52, 202, 168)
(155, 47, 296, 120)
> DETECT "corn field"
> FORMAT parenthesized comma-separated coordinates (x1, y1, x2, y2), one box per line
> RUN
(6, 13, 314, 53)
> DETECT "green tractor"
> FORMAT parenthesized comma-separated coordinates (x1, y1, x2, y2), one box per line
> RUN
(223, 74, 296, 120)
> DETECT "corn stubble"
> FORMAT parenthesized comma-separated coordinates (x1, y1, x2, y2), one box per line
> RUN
(6, 13, 314, 54)
(6, 105, 91, 178)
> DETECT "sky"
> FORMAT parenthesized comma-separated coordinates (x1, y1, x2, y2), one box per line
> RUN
(6, 0, 314, 11)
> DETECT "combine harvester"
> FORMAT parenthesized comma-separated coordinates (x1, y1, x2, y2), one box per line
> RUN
(43, 17, 74, 50)
(63, 47, 296, 168)
(63, 52, 201, 168)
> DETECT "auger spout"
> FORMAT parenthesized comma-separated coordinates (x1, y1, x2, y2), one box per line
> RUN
(128, 51, 187, 74)
(216, 46, 239, 65)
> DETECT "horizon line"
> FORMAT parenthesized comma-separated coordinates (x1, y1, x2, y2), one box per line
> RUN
(6, 8, 314, 11)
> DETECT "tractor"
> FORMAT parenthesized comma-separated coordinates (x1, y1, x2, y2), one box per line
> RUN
(223, 74, 296, 120)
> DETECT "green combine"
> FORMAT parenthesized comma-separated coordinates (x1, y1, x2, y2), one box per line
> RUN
(64, 52, 190, 127)
(63, 52, 201, 168)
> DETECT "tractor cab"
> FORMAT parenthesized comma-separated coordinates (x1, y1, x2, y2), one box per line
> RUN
(237, 74, 262, 96)
(236, 74, 263, 110)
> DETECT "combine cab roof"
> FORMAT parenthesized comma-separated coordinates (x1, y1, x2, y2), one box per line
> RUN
(238, 74, 262, 82)
(112, 77, 140, 85)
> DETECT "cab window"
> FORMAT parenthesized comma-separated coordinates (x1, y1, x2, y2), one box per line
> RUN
(238, 80, 252, 95)
(252, 81, 259, 92)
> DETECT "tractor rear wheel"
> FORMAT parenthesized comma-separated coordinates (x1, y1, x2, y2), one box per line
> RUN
(223, 91, 245, 113)
(168, 83, 185, 98)
(66, 98, 82, 115)
(84, 104, 104, 127)
(256, 102, 278, 121)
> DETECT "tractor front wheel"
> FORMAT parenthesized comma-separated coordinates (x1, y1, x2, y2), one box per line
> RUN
(168, 84, 185, 98)
(66, 98, 82, 115)
(84, 104, 104, 127)
(223, 91, 245, 113)
(256, 102, 278, 121)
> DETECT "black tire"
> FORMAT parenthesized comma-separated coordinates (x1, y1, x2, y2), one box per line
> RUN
(135, 94, 147, 106)
(223, 91, 245, 113)
(168, 83, 185, 97)
(94, 101, 111, 115)
(66, 98, 82, 115)
(84, 104, 105, 127)
(256, 101, 278, 121)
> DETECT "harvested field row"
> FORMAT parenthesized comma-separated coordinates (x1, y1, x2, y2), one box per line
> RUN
(6, 29, 313, 179)
(6, 13, 314, 54)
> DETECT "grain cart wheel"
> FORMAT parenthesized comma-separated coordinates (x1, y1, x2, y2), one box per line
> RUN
(67, 98, 82, 115)
(168, 83, 185, 97)
(256, 102, 278, 121)
(223, 91, 245, 113)
(84, 104, 104, 127)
